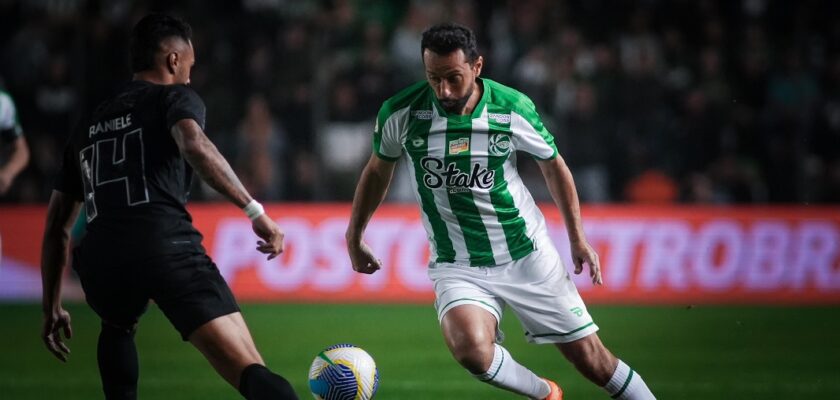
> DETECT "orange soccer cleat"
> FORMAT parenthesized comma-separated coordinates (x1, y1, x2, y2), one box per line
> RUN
(541, 378, 563, 400)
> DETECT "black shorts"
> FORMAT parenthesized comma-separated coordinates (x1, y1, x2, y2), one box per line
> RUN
(72, 248, 240, 340)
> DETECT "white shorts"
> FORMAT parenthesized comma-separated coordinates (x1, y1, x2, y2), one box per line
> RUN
(428, 242, 598, 344)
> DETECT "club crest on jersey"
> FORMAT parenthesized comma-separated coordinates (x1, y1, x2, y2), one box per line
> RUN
(448, 138, 470, 155)
(489, 133, 512, 156)
(412, 110, 432, 120)
(420, 156, 495, 191)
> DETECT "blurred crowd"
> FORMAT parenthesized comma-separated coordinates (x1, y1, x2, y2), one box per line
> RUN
(1, 0, 839, 204)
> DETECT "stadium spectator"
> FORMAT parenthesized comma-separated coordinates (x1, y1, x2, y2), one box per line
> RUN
(234, 93, 288, 201)
(0, 0, 837, 204)
(559, 82, 613, 202)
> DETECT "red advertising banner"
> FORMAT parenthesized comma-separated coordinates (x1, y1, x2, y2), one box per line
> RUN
(1, 204, 839, 304)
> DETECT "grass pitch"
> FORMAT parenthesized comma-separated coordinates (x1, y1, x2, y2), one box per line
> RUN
(1, 303, 838, 399)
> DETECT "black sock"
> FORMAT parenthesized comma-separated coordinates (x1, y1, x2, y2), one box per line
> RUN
(239, 363, 298, 400)
(97, 322, 139, 400)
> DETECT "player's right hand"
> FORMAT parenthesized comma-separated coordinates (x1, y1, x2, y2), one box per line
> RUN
(347, 241, 381, 274)
(42, 307, 72, 362)
(252, 214, 284, 260)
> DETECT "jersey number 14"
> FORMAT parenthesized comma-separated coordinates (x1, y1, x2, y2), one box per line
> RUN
(78, 129, 149, 222)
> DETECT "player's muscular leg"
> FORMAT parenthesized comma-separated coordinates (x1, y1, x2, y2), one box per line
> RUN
(441, 305, 497, 374)
(98, 320, 140, 400)
(189, 312, 264, 388)
(556, 333, 618, 386)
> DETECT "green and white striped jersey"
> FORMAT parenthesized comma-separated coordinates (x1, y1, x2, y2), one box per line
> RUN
(373, 78, 558, 266)
(0, 91, 23, 142)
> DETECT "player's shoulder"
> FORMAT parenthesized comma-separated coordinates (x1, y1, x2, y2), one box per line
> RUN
(164, 83, 203, 102)
(165, 83, 199, 95)
(162, 84, 206, 120)
(379, 81, 431, 117)
(484, 78, 537, 113)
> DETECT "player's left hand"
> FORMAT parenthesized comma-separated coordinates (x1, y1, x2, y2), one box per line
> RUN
(571, 240, 602, 285)
(42, 307, 73, 362)
(252, 214, 284, 260)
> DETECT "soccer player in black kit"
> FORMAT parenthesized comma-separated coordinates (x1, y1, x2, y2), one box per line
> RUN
(40, 14, 299, 400)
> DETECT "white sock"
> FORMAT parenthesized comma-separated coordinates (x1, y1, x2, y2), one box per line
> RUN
(472, 344, 551, 399)
(603, 360, 656, 399)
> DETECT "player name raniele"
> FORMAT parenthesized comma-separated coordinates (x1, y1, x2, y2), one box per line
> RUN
(89, 113, 133, 137)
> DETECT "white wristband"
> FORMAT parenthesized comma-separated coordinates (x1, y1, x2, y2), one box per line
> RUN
(243, 200, 265, 221)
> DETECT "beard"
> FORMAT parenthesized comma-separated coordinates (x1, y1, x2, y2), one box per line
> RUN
(438, 83, 474, 114)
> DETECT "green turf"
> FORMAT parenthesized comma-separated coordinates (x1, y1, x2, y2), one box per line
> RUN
(1, 303, 839, 399)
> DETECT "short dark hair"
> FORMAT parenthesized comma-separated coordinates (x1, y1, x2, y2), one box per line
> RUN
(130, 13, 192, 72)
(421, 23, 479, 64)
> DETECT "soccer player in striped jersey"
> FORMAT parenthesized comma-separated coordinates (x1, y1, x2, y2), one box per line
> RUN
(346, 23, 655, 400)
(0, 85, 29, 267)
(0, 86, 29, 196)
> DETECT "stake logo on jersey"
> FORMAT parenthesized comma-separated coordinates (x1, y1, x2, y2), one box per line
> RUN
(488, 133, 512, 156)
(373, 79, 559, 265)
(421, 156, 495, 193)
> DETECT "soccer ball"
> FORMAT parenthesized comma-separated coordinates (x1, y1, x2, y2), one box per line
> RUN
(308, 344, 379, 400)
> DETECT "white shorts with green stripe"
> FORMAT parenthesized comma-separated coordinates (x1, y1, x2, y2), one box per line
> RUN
(428, 240, 598, 344)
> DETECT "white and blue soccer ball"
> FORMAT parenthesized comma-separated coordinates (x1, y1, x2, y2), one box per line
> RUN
(308, 344, 379, 400)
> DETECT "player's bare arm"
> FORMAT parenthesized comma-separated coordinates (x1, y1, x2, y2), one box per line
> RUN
(171, 118, 283, 259)
(346, 154, 397, 274)
(0, 136, 29, 194)
(171, 118, 251, 206)
(537, 155, 602, 285)
(40, 190, 82, 362)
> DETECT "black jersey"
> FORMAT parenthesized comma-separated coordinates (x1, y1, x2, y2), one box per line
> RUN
(56, 80, 207, 256)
